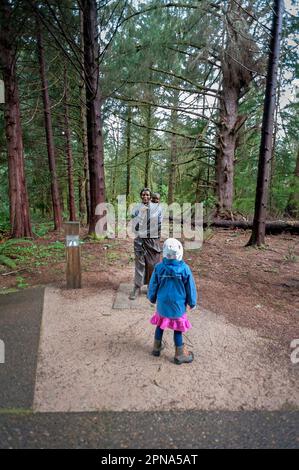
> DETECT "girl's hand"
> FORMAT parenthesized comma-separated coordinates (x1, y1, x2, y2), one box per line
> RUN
(188, 305, 197, 311)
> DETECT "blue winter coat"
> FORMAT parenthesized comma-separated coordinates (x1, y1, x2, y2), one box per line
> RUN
(147, 258, 197, 318)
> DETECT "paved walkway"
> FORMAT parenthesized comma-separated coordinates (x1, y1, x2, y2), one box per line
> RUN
(1, 410, 298, 449)
(0, 287, 44, 409)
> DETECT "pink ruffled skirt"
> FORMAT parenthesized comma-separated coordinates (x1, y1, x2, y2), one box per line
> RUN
(150, 311, 192, 332)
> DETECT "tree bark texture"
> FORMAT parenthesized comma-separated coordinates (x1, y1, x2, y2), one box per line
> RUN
(64, 64, 76, 221)
(248, 0, 284, 246)
(79, 7, 90, 224)
(36, 18, 62, 230)
(126, 106, 132, 201)
(82, 0, 106, 235)
(0, 1, 32, 238)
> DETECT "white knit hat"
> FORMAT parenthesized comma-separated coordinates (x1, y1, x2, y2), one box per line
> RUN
(163, 238, 183, 261)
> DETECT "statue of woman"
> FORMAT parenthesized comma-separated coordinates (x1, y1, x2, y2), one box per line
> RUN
(129, 188, 162, 300)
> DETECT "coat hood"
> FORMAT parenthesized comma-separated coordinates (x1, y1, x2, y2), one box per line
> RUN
(162, 258, 185, 275)
(162, 238, 183, 261)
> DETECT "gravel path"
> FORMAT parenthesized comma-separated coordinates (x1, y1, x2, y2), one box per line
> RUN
(33, 285, 299, 412)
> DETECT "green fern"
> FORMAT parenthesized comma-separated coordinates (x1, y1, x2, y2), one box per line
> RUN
(1, 238, 33, 247)
(0, 254, 17, 269)
(0, 238, 33, 268)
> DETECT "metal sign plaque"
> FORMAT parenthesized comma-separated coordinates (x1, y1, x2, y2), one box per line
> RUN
(66, 235, 79, 247)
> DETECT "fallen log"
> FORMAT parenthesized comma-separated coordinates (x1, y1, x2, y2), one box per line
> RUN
(203, 219, 299, 235)
(168, 215, 299, 234)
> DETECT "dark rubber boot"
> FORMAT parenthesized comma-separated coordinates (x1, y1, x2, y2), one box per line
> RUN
(174, 345, 194, 364)
(129, 285, 141, 300)
(152, 339, 164, 357)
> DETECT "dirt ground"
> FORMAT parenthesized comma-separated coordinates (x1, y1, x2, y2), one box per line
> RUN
(1, 228, 298, 346)
(34, 286, 298, 412)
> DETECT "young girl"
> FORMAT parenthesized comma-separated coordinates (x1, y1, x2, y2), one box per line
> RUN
(147, 238, 197, 364)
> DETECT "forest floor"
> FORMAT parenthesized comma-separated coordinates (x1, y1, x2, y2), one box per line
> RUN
(0, 227, 298, 347)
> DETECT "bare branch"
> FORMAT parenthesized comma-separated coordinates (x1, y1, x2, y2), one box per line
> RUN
(149, 66, 220, 96)
(124, 80, 219, 99)
(114, 94, 218, 125)
(113, 110, 218, 149)
(231, 0, 272, 34)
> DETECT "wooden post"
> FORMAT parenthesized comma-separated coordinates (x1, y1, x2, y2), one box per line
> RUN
(0, 79, 4, 103)
(64, 221, 81, 289)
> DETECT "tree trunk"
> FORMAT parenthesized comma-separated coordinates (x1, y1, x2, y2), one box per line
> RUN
(111, 143, 119, 201)
(64, 65, 76, 221)
(36, 19, 62, 231)
(168, 103, 178, 205)
(216, 87, 239, 215)
(126, 106, 132, 202)
(216, 0, 256, 217)
(168, 100, 178, 238)
(111, 119, 120, 201)
(144, 103, 152, 187)
(82, 0, 106, 235)
(78, 175, 85, 220)
(59, 182, 65, 214)
(0, 1, 32, 238)
(168, 139, 177, 204)
(247, 0, 284, 246)
(285, 146, 299, 218)
(195, 169, 205, 203)
(41, 192, 46, 219)
(269, 69, 282, 214)
(79, 7, 89, 225)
